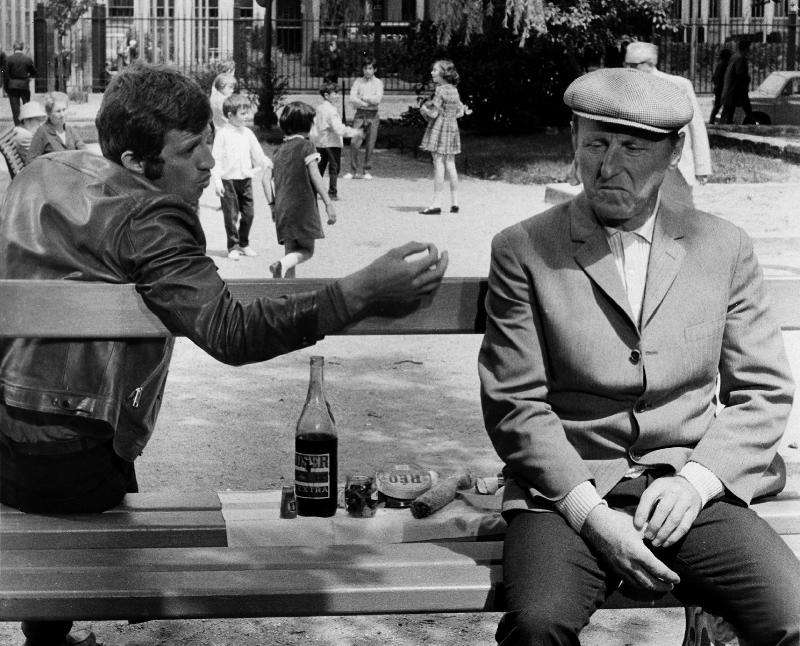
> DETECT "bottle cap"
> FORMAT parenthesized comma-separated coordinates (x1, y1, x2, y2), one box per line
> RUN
(375, 463, 435, 503)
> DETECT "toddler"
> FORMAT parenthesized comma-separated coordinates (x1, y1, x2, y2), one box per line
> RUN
(270, 101, 336, 278)
(211, 93, 274, 260)
(314, 81, 362, 201)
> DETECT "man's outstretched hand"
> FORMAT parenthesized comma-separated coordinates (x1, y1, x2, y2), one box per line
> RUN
(339, 242, 449, 314)
(581, 504, 681, 593)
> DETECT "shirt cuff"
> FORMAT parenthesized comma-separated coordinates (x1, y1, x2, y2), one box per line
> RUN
(554, 480, 607, 533)
(679, 461, 724, 508)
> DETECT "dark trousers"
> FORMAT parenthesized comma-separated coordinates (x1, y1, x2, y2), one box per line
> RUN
(497, 484, 800, 645)
(7, 87, 30, 126)
(0, 438, 138, 645)
(318, 147, 341, 197)
(721, 95, 753, 124)
(349, 111, 379, 174)
(220, 178, 254, 251)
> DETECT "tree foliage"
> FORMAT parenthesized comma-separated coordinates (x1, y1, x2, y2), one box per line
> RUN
(426, 0, 676, 48)
(46, 0, 93, 36)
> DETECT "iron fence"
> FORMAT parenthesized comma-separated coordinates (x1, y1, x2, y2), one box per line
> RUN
(35, 13, 800, 98)
(658, 19, 798, 93)
(46, 11, 425, 95)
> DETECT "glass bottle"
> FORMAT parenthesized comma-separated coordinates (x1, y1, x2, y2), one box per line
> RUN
(294, 356, 338, 517)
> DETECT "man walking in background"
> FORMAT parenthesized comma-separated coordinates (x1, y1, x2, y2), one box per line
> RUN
(721, 39, 753, 125)
(4, 41, 36, 126)
(624, 41, 712, 207)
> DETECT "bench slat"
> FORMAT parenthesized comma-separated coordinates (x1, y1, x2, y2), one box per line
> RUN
(0, 278, 487, 337)
(0, 510, 227, 549)
(2, 277, 798, 338)
(0, 542, 685, 621)
(4, 537, 799, 621)
(0, 492, 222, 515)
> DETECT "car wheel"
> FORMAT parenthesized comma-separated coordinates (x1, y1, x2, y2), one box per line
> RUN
(743, 112, 771, 126)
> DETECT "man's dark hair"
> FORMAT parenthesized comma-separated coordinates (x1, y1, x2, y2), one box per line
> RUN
(96, 63, 211, 180)
(738, 39, 751, 52)
(279, 101, 316, 136)
(362, 55, 377, 70)
(222, 93, 251, 118)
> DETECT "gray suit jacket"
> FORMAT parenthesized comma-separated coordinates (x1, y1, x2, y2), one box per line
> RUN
(478, 194, 793, 513)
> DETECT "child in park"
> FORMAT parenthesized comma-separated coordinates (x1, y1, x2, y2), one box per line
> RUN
(211, 93, 274, 260)
(270, 101, 336, 279)
(314, 81, 362, 201)
(210, 73, 236, 130)
(418, 59, 470, 214)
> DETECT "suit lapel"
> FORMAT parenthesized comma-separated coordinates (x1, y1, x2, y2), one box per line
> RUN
(570, 196, 638, 330)
(641, 203, 687, 328)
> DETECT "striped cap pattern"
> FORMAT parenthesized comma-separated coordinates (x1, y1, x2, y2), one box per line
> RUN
(564, 68, 693, 133)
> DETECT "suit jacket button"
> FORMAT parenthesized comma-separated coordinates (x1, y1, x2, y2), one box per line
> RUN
(629, 349, 641, 364)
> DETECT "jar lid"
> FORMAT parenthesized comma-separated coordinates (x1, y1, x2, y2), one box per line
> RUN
(375, 463, 435, 501)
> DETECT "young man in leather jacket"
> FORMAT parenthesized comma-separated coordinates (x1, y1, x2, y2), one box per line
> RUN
(0, 63, 448, 646)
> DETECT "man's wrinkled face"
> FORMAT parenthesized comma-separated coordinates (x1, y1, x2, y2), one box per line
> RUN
(150, 125, 215, 207)
(572, 117, 683, 229)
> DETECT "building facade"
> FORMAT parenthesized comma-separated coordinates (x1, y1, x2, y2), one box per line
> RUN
(0, 0, 37, 52)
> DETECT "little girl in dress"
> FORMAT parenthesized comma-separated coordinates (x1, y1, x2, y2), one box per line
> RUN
(418, 60, 470, 214)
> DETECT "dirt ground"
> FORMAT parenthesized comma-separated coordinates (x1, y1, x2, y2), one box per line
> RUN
(2, 149, 800, 645)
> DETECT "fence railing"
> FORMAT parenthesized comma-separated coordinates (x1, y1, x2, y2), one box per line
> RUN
(659, 19, 798, 93)
(32, 12, 799, 98)
(43, 9, 424, 95)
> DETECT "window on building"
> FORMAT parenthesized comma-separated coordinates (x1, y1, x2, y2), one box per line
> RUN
(729, 0, 742, 17)
(108, 0, 134, 18)
(775, 0, 789, 17)
(709, 0, 719, 18)
(670, 0, 683, 19)
(752, 0, 765, 17)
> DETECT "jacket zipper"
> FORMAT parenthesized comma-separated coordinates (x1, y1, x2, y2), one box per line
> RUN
(127, 338, 175, 408)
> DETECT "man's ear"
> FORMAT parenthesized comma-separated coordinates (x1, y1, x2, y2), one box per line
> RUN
(120, 151, 145, 175)
(669, 132, 685, 169)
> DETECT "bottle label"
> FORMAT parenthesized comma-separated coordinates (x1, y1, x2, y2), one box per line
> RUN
(295, 451, 331, 499)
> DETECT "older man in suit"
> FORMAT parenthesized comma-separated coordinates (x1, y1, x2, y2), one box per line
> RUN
(479, 68, 799, 645)
(624, 41, 712, 208)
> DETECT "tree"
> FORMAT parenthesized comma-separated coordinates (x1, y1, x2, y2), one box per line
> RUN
(46, 0, 93, 92)
(429, 0, 676, 49)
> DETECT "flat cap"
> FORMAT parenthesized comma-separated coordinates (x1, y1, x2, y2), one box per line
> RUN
(564, 68, 693, 133)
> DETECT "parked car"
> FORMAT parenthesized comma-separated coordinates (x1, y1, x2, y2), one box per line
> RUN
(745, 71, 800, 125)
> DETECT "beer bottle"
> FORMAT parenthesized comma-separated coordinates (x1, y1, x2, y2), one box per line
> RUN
(295, 356, 338, 517)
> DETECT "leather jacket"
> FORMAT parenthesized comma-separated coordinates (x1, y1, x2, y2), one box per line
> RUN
(0, 151, 337, 461)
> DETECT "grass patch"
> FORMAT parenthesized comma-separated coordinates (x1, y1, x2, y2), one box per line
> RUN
(457, 130, 800, 185)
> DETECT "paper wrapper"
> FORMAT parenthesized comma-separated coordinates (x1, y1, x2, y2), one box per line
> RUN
(410, 470, 476, 519)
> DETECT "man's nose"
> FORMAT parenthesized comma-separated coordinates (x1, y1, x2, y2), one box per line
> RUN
(599, 142, 624, 179)
(199, 144, 215, 169)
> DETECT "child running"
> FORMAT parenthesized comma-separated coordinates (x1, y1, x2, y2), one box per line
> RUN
(270, 101, 336, 279)
(211, 93, 274, 260)
(418, 60, 470, 214)
(314, 81, 362, 201)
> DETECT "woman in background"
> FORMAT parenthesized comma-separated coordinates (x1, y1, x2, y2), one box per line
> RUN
(27, 91, 86, 160)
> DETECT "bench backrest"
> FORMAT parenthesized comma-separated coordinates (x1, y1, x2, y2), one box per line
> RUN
(1, 277, 799, 338)
(0, 126, 24, 179)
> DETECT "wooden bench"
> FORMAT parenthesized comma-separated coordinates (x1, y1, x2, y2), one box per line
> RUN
(0, 126, 24, 179)
(1, 277, 800, 644)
